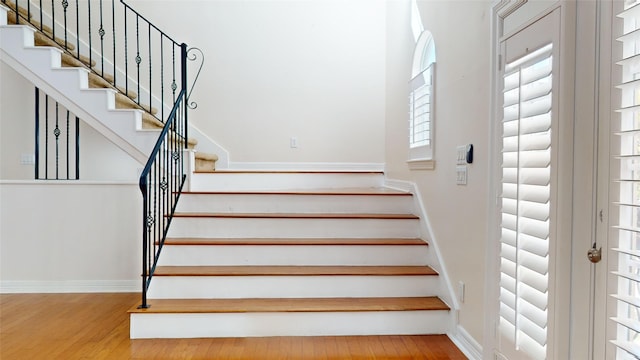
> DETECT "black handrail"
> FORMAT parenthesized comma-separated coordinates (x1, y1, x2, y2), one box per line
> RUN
(138, 87, 187, 309)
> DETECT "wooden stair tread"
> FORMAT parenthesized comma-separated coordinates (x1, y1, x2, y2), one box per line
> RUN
(163, 237, 427, 246)
(195, 170, 383, 174)
(153, 265, 438, 276)
(195, 152, 219, 161)
(129, 296, 450, 314)
(181, 187, 410, 196)
(171, 212, 419, 219)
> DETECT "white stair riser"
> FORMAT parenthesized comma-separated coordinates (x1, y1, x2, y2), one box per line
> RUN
(147, 276, 438, 299)
(167, 218, 420, 238)
(157, 245, 429, 266)
(176, 193, 414, 214)
(189, 173, 384, 191)
(130, 310, 451, 338)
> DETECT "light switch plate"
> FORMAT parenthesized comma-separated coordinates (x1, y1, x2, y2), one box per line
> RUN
(456, 145, 467, 165)
(456, 165, 467, 185)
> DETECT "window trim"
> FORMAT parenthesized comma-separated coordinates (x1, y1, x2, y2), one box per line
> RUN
(408, 30, 436, 169)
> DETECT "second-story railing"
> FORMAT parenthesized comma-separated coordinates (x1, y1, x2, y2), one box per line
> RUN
(34, 87, 80, 180)
(2, 0, 200, 308)
(2, 0, 189, 124)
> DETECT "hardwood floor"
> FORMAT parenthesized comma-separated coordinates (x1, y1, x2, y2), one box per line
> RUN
(0, 293, 468, 359)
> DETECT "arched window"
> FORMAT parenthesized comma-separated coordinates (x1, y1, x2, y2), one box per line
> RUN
(408, 30, 436, 169)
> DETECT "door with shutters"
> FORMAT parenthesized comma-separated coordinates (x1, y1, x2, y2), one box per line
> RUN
(496, 8, 568, 360)
(604, 1, 640, 358)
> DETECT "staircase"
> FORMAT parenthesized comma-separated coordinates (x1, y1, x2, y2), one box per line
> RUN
(0, 1, 455, 340)
(129, 171, 453, 338)
(0, 2, 218, 171)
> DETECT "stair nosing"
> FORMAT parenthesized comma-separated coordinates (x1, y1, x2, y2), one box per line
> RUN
(171, 212, 419, 220)
(161, 238, 428, 246)
(193, 170, 384, 174)
(152, 265, 438, 277)
(129, 296, 450, 314)
(180, 189, 411, 196)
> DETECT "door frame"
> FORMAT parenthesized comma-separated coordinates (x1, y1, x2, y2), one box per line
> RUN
(485, 1, 579, 358)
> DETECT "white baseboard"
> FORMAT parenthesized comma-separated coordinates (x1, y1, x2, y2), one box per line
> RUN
(448, 325, 483, 360)
(225, 162, 385, 172)
(0, 280, 140, 293)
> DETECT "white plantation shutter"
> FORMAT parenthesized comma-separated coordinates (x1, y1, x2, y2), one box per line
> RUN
(611, 1, 640, 358)
(499, 43, 553, 360)
(409, 64, 434, 151)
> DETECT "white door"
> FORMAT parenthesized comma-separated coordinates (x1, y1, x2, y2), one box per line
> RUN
(602, 1, 640, 358)
(495, 8, 571, 359)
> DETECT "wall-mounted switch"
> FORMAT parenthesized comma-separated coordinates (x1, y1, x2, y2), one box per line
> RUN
(456, 165, 467, 185)
(457, 144, 473, 164)
(456, 146, 467, 165)
(290, 137, 298, 148)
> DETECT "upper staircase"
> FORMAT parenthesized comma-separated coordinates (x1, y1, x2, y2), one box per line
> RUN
(0, 1, 218, 170)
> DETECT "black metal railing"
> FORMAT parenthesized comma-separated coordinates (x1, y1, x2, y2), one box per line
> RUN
(2, 0, 189, 125)
(2, 0, 201, 307)
(138, 86, 188, 309)
(34, 87, 80, 180)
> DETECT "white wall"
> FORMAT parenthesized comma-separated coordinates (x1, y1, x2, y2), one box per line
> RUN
(0, 182, 141, 292)
(385, 0, 491, 348)
(126, 0, 387, 165)
(1, 62, 143, 292)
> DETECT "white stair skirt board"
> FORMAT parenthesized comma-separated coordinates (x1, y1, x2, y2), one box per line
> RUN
(189, 172, 385, 191)
(157, 245, 429, 266)
(176, 193, 414, 214)
(146, 275, 439, 299)
(130, 310, 451, 339)
(166, 217, 420, 239)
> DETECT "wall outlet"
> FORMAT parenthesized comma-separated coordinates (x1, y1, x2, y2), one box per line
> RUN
(20, 153, 35, 165)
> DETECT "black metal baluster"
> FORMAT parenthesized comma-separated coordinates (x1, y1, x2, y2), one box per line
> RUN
(98, 0, 104, 76)
(54, 102, 60, 180)
(148, 23, 152, 117)
(75, 0, 79, 60)
(181, 44, 188, 147)
(35, 88, 40, 180)
(139, 181, 148, 309)
(39, 0, 42, 33)
(66, 110, 70, 179)
(87, 0, 92, 69)
(50, 0, 55, 39)
(27, 0, 31, 24)
(112, 0, 116, 86)
(171, 46, 176, 112)
(124, 8, 128, 96)
(135, 16, 141, 106)
(75, 116, 79, 180)
(45, 94, 48, 179)
(62, 0, 68, 50)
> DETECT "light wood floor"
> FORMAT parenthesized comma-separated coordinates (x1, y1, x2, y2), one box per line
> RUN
(0, 293, 468, 359)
